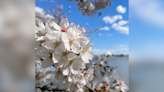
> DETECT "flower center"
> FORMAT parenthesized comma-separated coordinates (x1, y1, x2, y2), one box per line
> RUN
(75, 33, 80, 38)
(70, 60, 75, 66)
(84, 73, 88, 78)
(69, 40, 74, 44)
(54, 41, 59, 45)
(51, 26, 54, 30)
(62, 51, 68, 56)
(119, 82, 123, 86)
(39, 40, 45, 46)
(61, 27, 67, 32)
(39, 30, 46, 35)
(82, 50, 87, 53)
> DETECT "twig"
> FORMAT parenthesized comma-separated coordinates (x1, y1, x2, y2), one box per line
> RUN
(36, 86, 66, 92)
(85, 85, 96, 92)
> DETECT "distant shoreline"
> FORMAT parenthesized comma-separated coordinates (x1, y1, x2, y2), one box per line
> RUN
(95, 54, 129, 57)
(107, 55, 129, 57)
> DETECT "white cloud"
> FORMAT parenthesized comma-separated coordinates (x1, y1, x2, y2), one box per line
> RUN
(111, 20, 129, 35)
(116, 5, 126, 14)
(44, 14, 54, 19)
(92, 48, 129, 55)
(99, 33, 102, 36)
(103, 15, 123, 24)
(35, 7, 45, 16)
(130, 0, 164, 27)
(117, 44, 129, 48)
(35, 7, 54, 19)
(118, 20, 129, 26)
(99, 26, 110, 31)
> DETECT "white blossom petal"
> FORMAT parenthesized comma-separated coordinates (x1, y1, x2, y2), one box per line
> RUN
(63, 67, 69, 75)
(55, 42, 66, 54)
(41, 58, 53, 68)
(70, 65, 79, 75)
(82, 55, 90, 63)
(68, 76, 72, 82)
(71, 42, 80, 53)
(52, 53, 62, 63)
(51, 22, 61, 31)
(67, 52, 76, 60)
(62, 32, 69, 42)
(57, 57, 68, 68)
(64, 42, 70, 51)
(60, 18, 69, 28)
(67, 27, 75, 40)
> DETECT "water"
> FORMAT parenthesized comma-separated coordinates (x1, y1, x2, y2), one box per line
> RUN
(130, 62, 164, 92)
(107, 57, 129, 86)
(46, 57, 164, 92)
(46, 57, 129, 86)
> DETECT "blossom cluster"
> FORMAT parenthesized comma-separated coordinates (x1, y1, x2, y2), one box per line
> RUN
(35, 17, 128, 92)
(68, 0, 112, 17)
(90, 55, 129, 92)
(35, 17, 94, 91)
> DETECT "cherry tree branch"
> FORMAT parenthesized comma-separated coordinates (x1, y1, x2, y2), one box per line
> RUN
(36, 86, 66, 92)
(85, 85, 96, 92)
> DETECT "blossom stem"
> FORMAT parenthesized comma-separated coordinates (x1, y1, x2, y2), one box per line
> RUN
(85, 85, 96, 92)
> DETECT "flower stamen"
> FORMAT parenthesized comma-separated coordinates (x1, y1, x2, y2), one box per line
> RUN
(119, 82, 123, 86)
(51, 26, 54, 30)
(61, 27, 67, 32)
(39, 40, 45, 46)
(62, 51, 68, 56)
(84, 73, 88, 78)
(82, 50, 87, 53)
(54, 41, 59, 45)
(69, 40, 74, 44)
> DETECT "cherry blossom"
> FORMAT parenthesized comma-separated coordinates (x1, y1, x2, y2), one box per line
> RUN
(35, 17, 128, 92)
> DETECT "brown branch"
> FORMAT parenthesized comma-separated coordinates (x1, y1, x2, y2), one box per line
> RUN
(36, 86, 66, 92)
(85, 85, 96, 92)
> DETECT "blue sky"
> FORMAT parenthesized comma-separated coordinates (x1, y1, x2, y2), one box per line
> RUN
(36, 0, 129, 55)
(129, 0, 164, 60)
